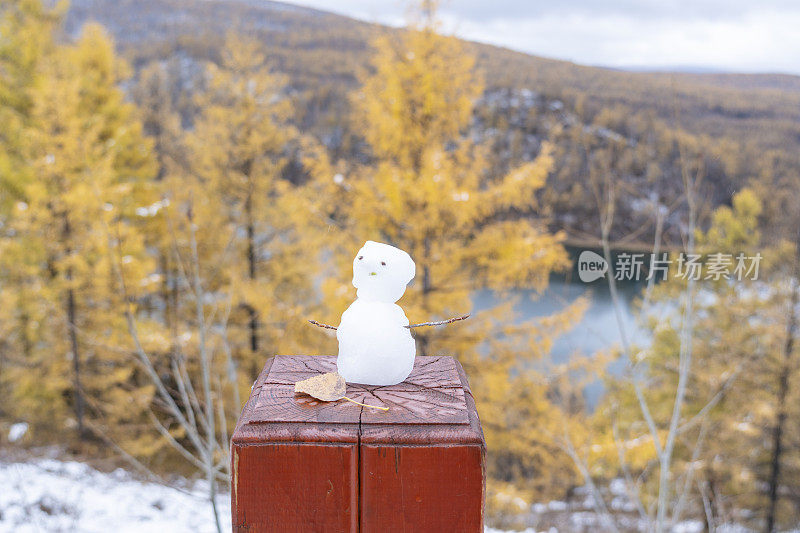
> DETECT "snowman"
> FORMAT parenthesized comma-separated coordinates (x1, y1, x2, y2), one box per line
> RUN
(335, 241, 417, 386)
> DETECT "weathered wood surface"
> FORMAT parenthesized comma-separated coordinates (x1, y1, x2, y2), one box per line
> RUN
(232, 443, 359, 532)
(262, 354, 463, 388)
(253, 355, 468, 425)
(360, 444, 484, 531)
(231, 355, 486, 532)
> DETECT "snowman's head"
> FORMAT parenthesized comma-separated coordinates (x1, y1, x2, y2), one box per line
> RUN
(352, 241, 415, 303)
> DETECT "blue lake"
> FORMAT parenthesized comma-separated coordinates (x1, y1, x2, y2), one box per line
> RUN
(473, 275, 651, 406)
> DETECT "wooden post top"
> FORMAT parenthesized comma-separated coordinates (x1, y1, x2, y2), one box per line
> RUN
(232, 355, 485, 448)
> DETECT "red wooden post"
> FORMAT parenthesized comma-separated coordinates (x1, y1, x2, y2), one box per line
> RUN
(231, 355, 486, 532)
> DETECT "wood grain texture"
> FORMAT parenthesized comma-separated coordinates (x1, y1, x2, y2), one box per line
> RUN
(232, 443, 358, 532)
(262, 355, 462, 389)
(252, 356, 468, 425)
(230, 355, 486, 532)
(358, 359, 486, 532)
(360, 445, 484, 533)
(232, 357, 361, 444)
(359, 359, 485, 446)
(351, 385, 467, 425)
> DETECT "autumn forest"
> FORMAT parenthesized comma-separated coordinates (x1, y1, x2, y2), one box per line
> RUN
(1, 0, 800, 531)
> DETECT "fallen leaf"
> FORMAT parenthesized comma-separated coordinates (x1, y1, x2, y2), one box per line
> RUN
(294, 372, 389, 411)
(294, 372, 346, 402)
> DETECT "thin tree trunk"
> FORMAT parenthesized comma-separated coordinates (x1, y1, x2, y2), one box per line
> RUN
(245, 193, 258, 353)
(64, 213, 86, 441)
(161, 252, 178, 359)
(765, 351, 791, 533)
(765, 229, 800, 533)
(416, 236, 432, 356)
(66, 277, 85, 439)
(20, 307, 33, 359)
(653, 102, 702, 532)
(188, 207, 222, 533)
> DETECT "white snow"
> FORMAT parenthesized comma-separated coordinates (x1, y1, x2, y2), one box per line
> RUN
(484, 527, 540, 533)
(350, 240, 415, 303)
(0, 457, 759, 533)
(608, 477, 627, 496)
(7, 423, 28, 443)
(337, 298, 416, 385)
(336, 241, 416, 386)
(672, 521, 704, 533)
(135, 199, 169, 218)
(0, 457, 528, 533)
(546, 500, 568, 511)
(0, 458, 230, 533)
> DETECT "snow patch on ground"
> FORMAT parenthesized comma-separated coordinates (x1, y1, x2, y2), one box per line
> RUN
(7, 423, 28, 443)
(1, 458, 771, 533)
(0, 458, 230, 533)
(1, 458, 521, 533)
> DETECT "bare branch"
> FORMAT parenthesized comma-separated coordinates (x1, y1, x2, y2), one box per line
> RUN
(308, 314, 470, 332)
(218, 297, 241, 411)
(308, 319, 337, 330)
(105, 222, 206, 456)
(612, 419, 649, 522)
(406, 314, 470, 329)
(637, 204, 665, 324)
(558, 428, 621, 533)
(83, 418, 178, 490)
(170, 357, 198, 434)
(147, 410, 207, 472)
(601, 219, 663, 459)
(187, 203, 223, 533)
(673, 418, 710, 525)
(656, 86, 703, 532)
(677, 365, 742, 436)
(216, 375, 231, 479)
(698, 478, 715, 531)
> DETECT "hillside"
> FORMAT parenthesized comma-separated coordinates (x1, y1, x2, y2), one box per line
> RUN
(64, 0, 800, 245)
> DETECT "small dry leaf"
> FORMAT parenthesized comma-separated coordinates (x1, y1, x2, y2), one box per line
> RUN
(293, 372, 389, 411)
(294, 372, 346, 402)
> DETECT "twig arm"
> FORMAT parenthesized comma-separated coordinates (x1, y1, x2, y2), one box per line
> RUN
(308, 314, 470, 331)
(308, 319, 337, 330)
(406, 314, 470, 329)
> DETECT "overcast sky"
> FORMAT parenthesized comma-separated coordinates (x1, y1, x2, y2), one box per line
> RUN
(285, 0, 800, 75)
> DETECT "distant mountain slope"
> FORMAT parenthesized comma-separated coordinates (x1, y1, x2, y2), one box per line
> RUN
(67, 0, 800, 132)
(669, 72, 800, 93)
(64, 0, 800, 149)
(65, 0, 374, 87)
(63, 0, 800, 243)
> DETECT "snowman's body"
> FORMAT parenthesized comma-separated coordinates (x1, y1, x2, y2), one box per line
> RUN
(336, 299, 415, 386)
(336, 241, 417, 386)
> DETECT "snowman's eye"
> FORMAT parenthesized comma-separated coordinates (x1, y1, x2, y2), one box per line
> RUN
(358, 256, 363, 260)
(381, 261, 386, 266)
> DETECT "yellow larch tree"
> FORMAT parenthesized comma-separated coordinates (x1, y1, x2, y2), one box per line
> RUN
(315, 5, 584, 502)
(0, 0, 61, 421)
(0, 0, 62, 208)
(594, 189, 800, 528)
(0, 23, 158, 453)
(184, 32, 326, 384)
